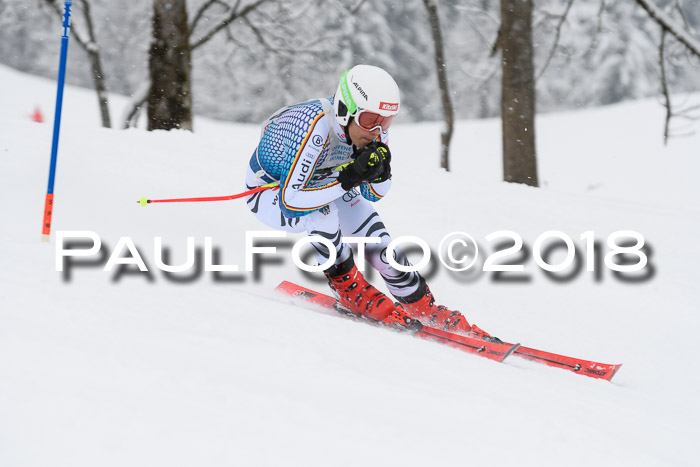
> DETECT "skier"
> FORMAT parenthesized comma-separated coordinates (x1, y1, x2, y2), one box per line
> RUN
(245, 64, 493, 339)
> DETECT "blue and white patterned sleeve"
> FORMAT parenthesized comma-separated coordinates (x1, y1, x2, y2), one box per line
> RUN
(359, 179, 391, 202)
(256, 102, 346, 218)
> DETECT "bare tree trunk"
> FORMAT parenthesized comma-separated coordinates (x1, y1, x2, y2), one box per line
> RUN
(148, 0, 192, 131)
(423, 0, 454, 172)
(659, 30, 671, 145)
(78, 0, 110, 128)
(500, 0, 538, 186)
(44, 0, 111, 128)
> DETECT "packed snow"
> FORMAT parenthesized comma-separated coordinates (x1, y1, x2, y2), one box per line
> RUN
(1, 64, 698, 466)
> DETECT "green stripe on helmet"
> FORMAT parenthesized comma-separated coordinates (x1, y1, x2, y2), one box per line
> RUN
(340, 70, 357, 115)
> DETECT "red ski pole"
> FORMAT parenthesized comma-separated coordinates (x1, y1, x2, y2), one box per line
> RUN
(138, 182, 279, 206)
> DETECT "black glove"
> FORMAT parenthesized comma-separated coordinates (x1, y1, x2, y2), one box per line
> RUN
(372, 142, 391, 183)
(337, 141, 389, 190)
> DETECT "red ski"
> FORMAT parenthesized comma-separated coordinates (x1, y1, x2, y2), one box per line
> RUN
(276, 281, 519, 363)
(505, 343, 622, 381)
(276, 281, 621, 381)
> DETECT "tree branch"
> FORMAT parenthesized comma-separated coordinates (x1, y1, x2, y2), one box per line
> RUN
(350, 0, 369, 15)
(490, 25, 502, 57)
(190, 0, 271, 51)
(189, 0, 228, 38)
(242, 14, 275, 53)
(634, 0, 700, 58)
(583, 0, 606, 57)
(536, 0, 576, 80)
(659, 30, 671, 145)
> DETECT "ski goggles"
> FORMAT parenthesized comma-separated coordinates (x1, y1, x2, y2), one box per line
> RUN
(355, 109, 395, 132)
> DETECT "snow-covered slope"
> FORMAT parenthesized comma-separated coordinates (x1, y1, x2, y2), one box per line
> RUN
(1, 64, 698, 467)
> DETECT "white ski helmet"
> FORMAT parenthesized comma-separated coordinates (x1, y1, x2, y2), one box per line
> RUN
(334, 64, 400, 128)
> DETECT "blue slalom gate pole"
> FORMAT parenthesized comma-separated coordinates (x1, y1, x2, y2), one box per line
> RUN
(42, 0, 72, 242)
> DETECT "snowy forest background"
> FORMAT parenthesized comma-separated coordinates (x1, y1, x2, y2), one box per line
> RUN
(1, 0, 699, 128)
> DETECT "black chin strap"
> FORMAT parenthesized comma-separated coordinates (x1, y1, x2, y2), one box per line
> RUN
(344, 116, 354, 147)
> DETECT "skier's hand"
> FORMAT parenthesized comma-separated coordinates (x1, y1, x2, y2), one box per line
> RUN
(371, 142, 391, 183)
(337, 141, 389, 190)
